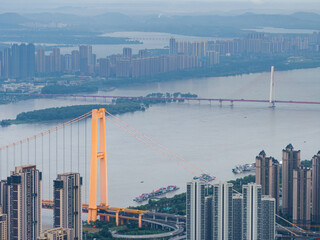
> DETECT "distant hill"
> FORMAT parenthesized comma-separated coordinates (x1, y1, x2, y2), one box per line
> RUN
(0, 11, 319, 38)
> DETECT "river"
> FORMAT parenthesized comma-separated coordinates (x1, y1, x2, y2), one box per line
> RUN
(0, 67, 320, 228)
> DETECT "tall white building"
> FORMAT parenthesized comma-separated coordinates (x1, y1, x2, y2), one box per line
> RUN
(242, 183, 262, 240)
(186, 180, 205, 240)
(212, 182, 233, 240)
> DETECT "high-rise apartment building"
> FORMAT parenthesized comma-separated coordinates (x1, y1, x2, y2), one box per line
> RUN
(0, 213, 7, 240)
(212, 182, 233, 240)
(37, 228, 74, 240)
(123, 48, 132, 59)
(232, 194, 242, 240)
(36, 48, 46, 73)
(54, 173, 82, 240)
(242, 183, 262, 240)
(293, 166, 311, 224)
(204, 196, 212, 240)
(261, 196, 276, 240)
(312, 151, 320, 223)
(99, 58, 110, 77)
(169, 37, 177, 55)
(11, 44, 20, 78)
(79, 45, 93, 74)
(26, 43, 35, 78)
(282, 144, 300, 217)
(7, 165, 42, 240)
(52, 48, 61, 72)
(0, 181, 8, 215)
(186, 180, 205, 240)
(71, 50, 80, 72)
(255, 150, 280, 213)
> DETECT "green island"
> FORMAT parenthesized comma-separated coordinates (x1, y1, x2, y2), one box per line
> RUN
(0, 92, 198, 126)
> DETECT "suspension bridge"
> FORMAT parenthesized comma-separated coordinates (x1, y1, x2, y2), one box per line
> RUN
(0, 109, 319, 236)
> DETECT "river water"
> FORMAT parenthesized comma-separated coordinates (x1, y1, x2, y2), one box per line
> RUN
(0, 67, 320, 228)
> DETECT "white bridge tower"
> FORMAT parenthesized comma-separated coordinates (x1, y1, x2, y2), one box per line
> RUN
(269, 66, 275, 107)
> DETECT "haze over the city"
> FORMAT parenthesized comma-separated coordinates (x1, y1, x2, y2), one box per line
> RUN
(2, 0, 320, 15)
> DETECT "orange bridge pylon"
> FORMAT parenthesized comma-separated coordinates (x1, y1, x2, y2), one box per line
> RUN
(88, 108, 108, 222)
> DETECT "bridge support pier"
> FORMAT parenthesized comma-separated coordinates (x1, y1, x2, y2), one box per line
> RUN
(230, 100, 234, 107)
(116, 211, 119, 226)
(219, 100, 222, 107)
(139, 214, 142, 228)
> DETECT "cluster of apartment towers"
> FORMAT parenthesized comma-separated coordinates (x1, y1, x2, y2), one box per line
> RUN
(186, 144, 320, 240)
(0, 165, 82, 240)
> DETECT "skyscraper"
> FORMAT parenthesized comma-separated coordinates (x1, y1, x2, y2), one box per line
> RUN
(2, 48, 10, 78)
(0, 213, 7, 240)
(71, 50, 80, 72)
(255, 150, 280, 213)
(26, 43, 35, 77)
(169, 37, 177, 55)
(261, 196, 276, 240)
(7, 165, 42, 240)
(37, 228, 74, 240)
(282, 144, 300, 217)
(212, 182, 233, 240)
(312, 151, 320, 223)
(52, 48, 61, 72)
(19, 43, 28, 79)
(54, 173, 82, 240)
(11, 44, 20, 78)
(79, 45, 93, 74)
(123, 47, 132, 59)
(242, 183, 262, 240)
(293, 166, 311, 224)
(36, 48, 46, 73)
(186, 180, 205, 240)
(232, 194, 242, 240)
(0, 180, 8, 215)
(204, 196, 212, 240)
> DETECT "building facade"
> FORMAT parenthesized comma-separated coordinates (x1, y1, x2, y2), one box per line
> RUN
(232, 194, 242, 240)
(186, 180, 205, 240)
(261, 196, 276, 240)
(204, 196, 212, 240)
(282, 144, 300, 217)
(0, 213, 7, 240)
(212, 182, 233, 240)
(255, 150, 280, 213)
(312, 151, 320, 223)
(7, 165, 42, 240)
(54, 173, 82, 240)
(293, 166, 311, 224)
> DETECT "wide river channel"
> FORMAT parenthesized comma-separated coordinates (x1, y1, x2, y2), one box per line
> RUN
(0, 67, 320, 228)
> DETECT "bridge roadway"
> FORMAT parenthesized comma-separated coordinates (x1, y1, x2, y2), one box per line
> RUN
(22, 93, 320, 105)
(112, 220, 184, 239)
(43, 200, 320, 238)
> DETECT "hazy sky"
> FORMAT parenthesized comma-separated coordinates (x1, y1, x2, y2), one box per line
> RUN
(2, 0, 320, 15)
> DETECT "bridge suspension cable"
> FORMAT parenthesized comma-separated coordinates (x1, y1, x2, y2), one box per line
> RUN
(105, 111, 211, 177)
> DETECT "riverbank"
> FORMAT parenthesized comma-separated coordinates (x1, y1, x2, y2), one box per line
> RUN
(40, 55, 320, 95)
